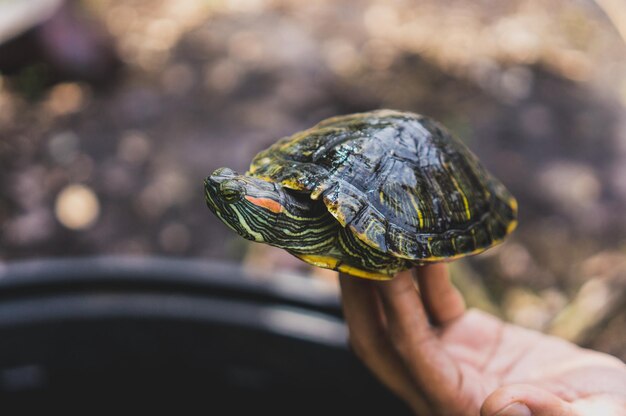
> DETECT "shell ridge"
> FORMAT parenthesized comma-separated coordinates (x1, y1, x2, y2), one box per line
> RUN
(242, 109, 517, 267)
(311, 129, 362, 162)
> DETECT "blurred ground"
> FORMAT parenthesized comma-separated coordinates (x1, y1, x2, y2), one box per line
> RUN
(0, 0, 625, 359)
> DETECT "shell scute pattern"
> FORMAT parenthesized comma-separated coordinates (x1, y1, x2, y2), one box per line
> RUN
(248, 110, 517, 261)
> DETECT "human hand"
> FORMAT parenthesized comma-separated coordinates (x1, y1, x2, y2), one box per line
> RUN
(339, 264, 626, 415)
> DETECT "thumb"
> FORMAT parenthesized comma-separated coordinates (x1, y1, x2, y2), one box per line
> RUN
(481, 384, 575, 416)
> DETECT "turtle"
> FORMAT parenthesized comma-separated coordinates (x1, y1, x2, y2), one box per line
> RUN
(204, 110, 517, 280)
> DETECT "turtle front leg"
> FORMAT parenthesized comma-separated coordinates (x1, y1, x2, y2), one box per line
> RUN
(333, 228, 411, 280)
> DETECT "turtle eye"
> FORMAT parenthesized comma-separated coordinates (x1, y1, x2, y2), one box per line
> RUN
(220, 180, 245, 203)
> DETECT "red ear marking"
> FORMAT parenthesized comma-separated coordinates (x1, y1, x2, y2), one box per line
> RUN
(244, 196, 284, 213)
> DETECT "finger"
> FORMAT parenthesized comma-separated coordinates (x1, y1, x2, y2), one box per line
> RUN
(338, 273, 425, 410)
(414, 263, 466, 326)
(481, 384, 575, 416)
(338, 273, 388, 360)
(376, 270, 462, 407)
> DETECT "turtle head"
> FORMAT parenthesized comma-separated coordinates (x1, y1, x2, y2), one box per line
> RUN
(204, 167, 286, 243)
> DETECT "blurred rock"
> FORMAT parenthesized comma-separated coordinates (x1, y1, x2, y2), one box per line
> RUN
(43, 82, 88, 116)
(135, 169, 192, 220)
(159, 222, 191, 254)
(47, 130, 79, 164)
(449, 261, 503, 318)
(548, 252, 626, 344)
(538, 161, 601, 211)
(100, 159, 135, 198)
(503, 287, 567, 330)
(0, 1, 121, 89)
(3, 207, 55, 246)
(54, 184, 100, 230)
(117, 131, 152, 165)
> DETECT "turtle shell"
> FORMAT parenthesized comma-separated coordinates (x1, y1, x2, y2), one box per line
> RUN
(248, 110, 517, 261)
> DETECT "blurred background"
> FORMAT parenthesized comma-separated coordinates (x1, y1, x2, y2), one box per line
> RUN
(0, 0, 625, 367)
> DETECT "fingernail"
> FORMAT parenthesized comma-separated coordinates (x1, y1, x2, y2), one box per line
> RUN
(494, 402, 531, 416)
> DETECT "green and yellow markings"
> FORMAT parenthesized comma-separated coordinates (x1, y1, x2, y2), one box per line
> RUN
(248, 157, 271, 174)
(506, 197, 518, 234)
(419, 245, 489, 263)
(280, 178, 306, 191)
(449, 175, 471, 220)
(506, 219, 518, 234)
(509, 196, 518, 214)
(408, 192, 425, 229)
(323, 199, 348, 227)
(337, 264, 392, 280)
(298, 230, 391, 280)
(294, 254, 339, 270)
(338, 232, 360, 259)
(232, 206, 265, 242)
